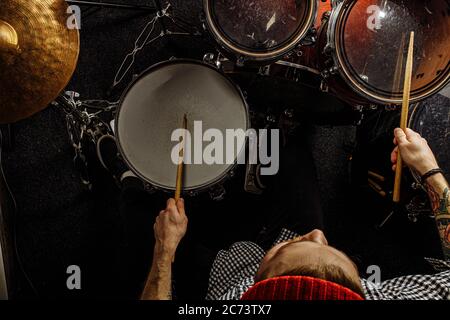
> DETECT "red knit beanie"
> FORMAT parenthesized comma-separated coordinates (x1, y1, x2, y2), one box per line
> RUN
(241, 276, 364, 300)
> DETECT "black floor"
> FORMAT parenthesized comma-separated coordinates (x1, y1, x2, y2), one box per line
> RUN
(2, 0, 448, 299)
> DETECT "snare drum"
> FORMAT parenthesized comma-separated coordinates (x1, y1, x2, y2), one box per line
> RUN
(318, 0, 450, 106)
(115, 60, 249, 196)
(203, 0, 317, 64)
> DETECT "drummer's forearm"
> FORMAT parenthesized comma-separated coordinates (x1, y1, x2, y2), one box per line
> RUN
(140, 247, 173, 300)
(424, 174, 450, 260)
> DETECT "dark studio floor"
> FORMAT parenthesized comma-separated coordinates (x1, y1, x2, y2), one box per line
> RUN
(2, 0, 448, 299)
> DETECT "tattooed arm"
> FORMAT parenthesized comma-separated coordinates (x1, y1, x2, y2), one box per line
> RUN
(392, 128, 450, 260)
(424, 175, 450, 259)
(141, 199, 188, 300)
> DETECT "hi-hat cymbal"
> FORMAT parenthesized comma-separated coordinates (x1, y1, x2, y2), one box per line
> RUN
(0, 0, 80, 124)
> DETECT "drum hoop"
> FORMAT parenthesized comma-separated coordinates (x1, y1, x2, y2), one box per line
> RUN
(115, 59, 250, 193)
(408, 102, 422, 129)
(203, 0, 317, 61)
(329, 0, 450, 105)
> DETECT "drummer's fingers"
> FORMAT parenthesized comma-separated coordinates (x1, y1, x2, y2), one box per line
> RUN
(176, 198, 186, 217)
(392, 164, 397, 172)
(391, 147, 398, 164)
(394, 128, 409, 145)
(166, 198, 177, 210)
(405, 128, 421, 141)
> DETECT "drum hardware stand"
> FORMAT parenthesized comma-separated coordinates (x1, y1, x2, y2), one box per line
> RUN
(279, 109, 301, 145)
(405, 194, 433, 223)
(273, 60, 321, 76)
(53, 92, 116, 188)
(245, 111, 280, 195)
(377, 191, 432, 228)
(53, 93, 91, 188)
(319, 65, 339, 93)
(244, 120, 272, 196)
(377, 209, 395, 229)
(107, 2, 199, 96)
(244, 163, 264, 195)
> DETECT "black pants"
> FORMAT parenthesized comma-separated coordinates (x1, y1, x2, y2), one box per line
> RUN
(114, 133, 323, 299)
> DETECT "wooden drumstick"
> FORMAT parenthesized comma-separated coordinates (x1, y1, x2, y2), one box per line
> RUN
(175, 114, 187, 201)
(393, 32, 414, 203)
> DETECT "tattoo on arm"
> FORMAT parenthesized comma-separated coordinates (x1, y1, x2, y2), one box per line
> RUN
(425, 184, 450, 260)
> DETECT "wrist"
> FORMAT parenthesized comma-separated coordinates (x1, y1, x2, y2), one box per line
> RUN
(414, 161, 439, 176)
(423, 172, 447, 187)
(154, 244, 175, 262)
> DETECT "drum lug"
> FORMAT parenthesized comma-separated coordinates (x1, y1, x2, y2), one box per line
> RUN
(258, 65, 271, 76)
(323, 43, 333, 56)
(203, 52, 222, 69)
(203, 52, 215, 64)
(359, 74, 369, 82)
(300, 28, 317, 46)
(143, 183, 156, 194)
(187, 190, 199, 197)
(236, 56, 247, 67)
(352, 105, 365, 126)
(384, 105, 397, 111)
(320, 65, 338, 79)
(329, 65, 339, 75)
(320, 80, 329, 92)
(199, 12, 206, 26)
(209, 185, 226, 201)
(322, 10, 332, 22)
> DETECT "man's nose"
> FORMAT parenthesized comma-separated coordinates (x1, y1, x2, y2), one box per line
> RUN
(305, 229, 328, 245)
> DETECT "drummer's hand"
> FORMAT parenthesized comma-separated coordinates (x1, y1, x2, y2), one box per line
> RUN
(153, 198, 188, 259)
(391, 128, 439, 175)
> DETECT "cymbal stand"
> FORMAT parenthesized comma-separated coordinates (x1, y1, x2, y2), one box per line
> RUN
(107, 2, 201, 94)
(54, 92, 117, 188)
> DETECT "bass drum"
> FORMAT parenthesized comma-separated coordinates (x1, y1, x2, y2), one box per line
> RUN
(408, 99, 450, 186)
(203, 0, 317, 64)
(318, 0, 450, 106)
(115, 60, 249, 196)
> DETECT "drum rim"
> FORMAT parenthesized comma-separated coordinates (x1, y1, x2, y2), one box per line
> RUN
(115, 59, 250, 193)
(203, 0, 317, 61)
(328, 0, 450, 105)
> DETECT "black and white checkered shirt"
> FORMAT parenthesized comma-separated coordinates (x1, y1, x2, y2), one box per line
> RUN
(206, 229, 450, 300)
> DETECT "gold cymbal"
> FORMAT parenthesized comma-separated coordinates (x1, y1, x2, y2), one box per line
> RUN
(0, 0, 80, 124)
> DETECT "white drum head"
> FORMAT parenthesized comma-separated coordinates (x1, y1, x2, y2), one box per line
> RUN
(116, 60, 249, 192)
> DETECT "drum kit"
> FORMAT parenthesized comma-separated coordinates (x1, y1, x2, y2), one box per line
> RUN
(0, 0, 449, 197)
(0, 0, 448, 298)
